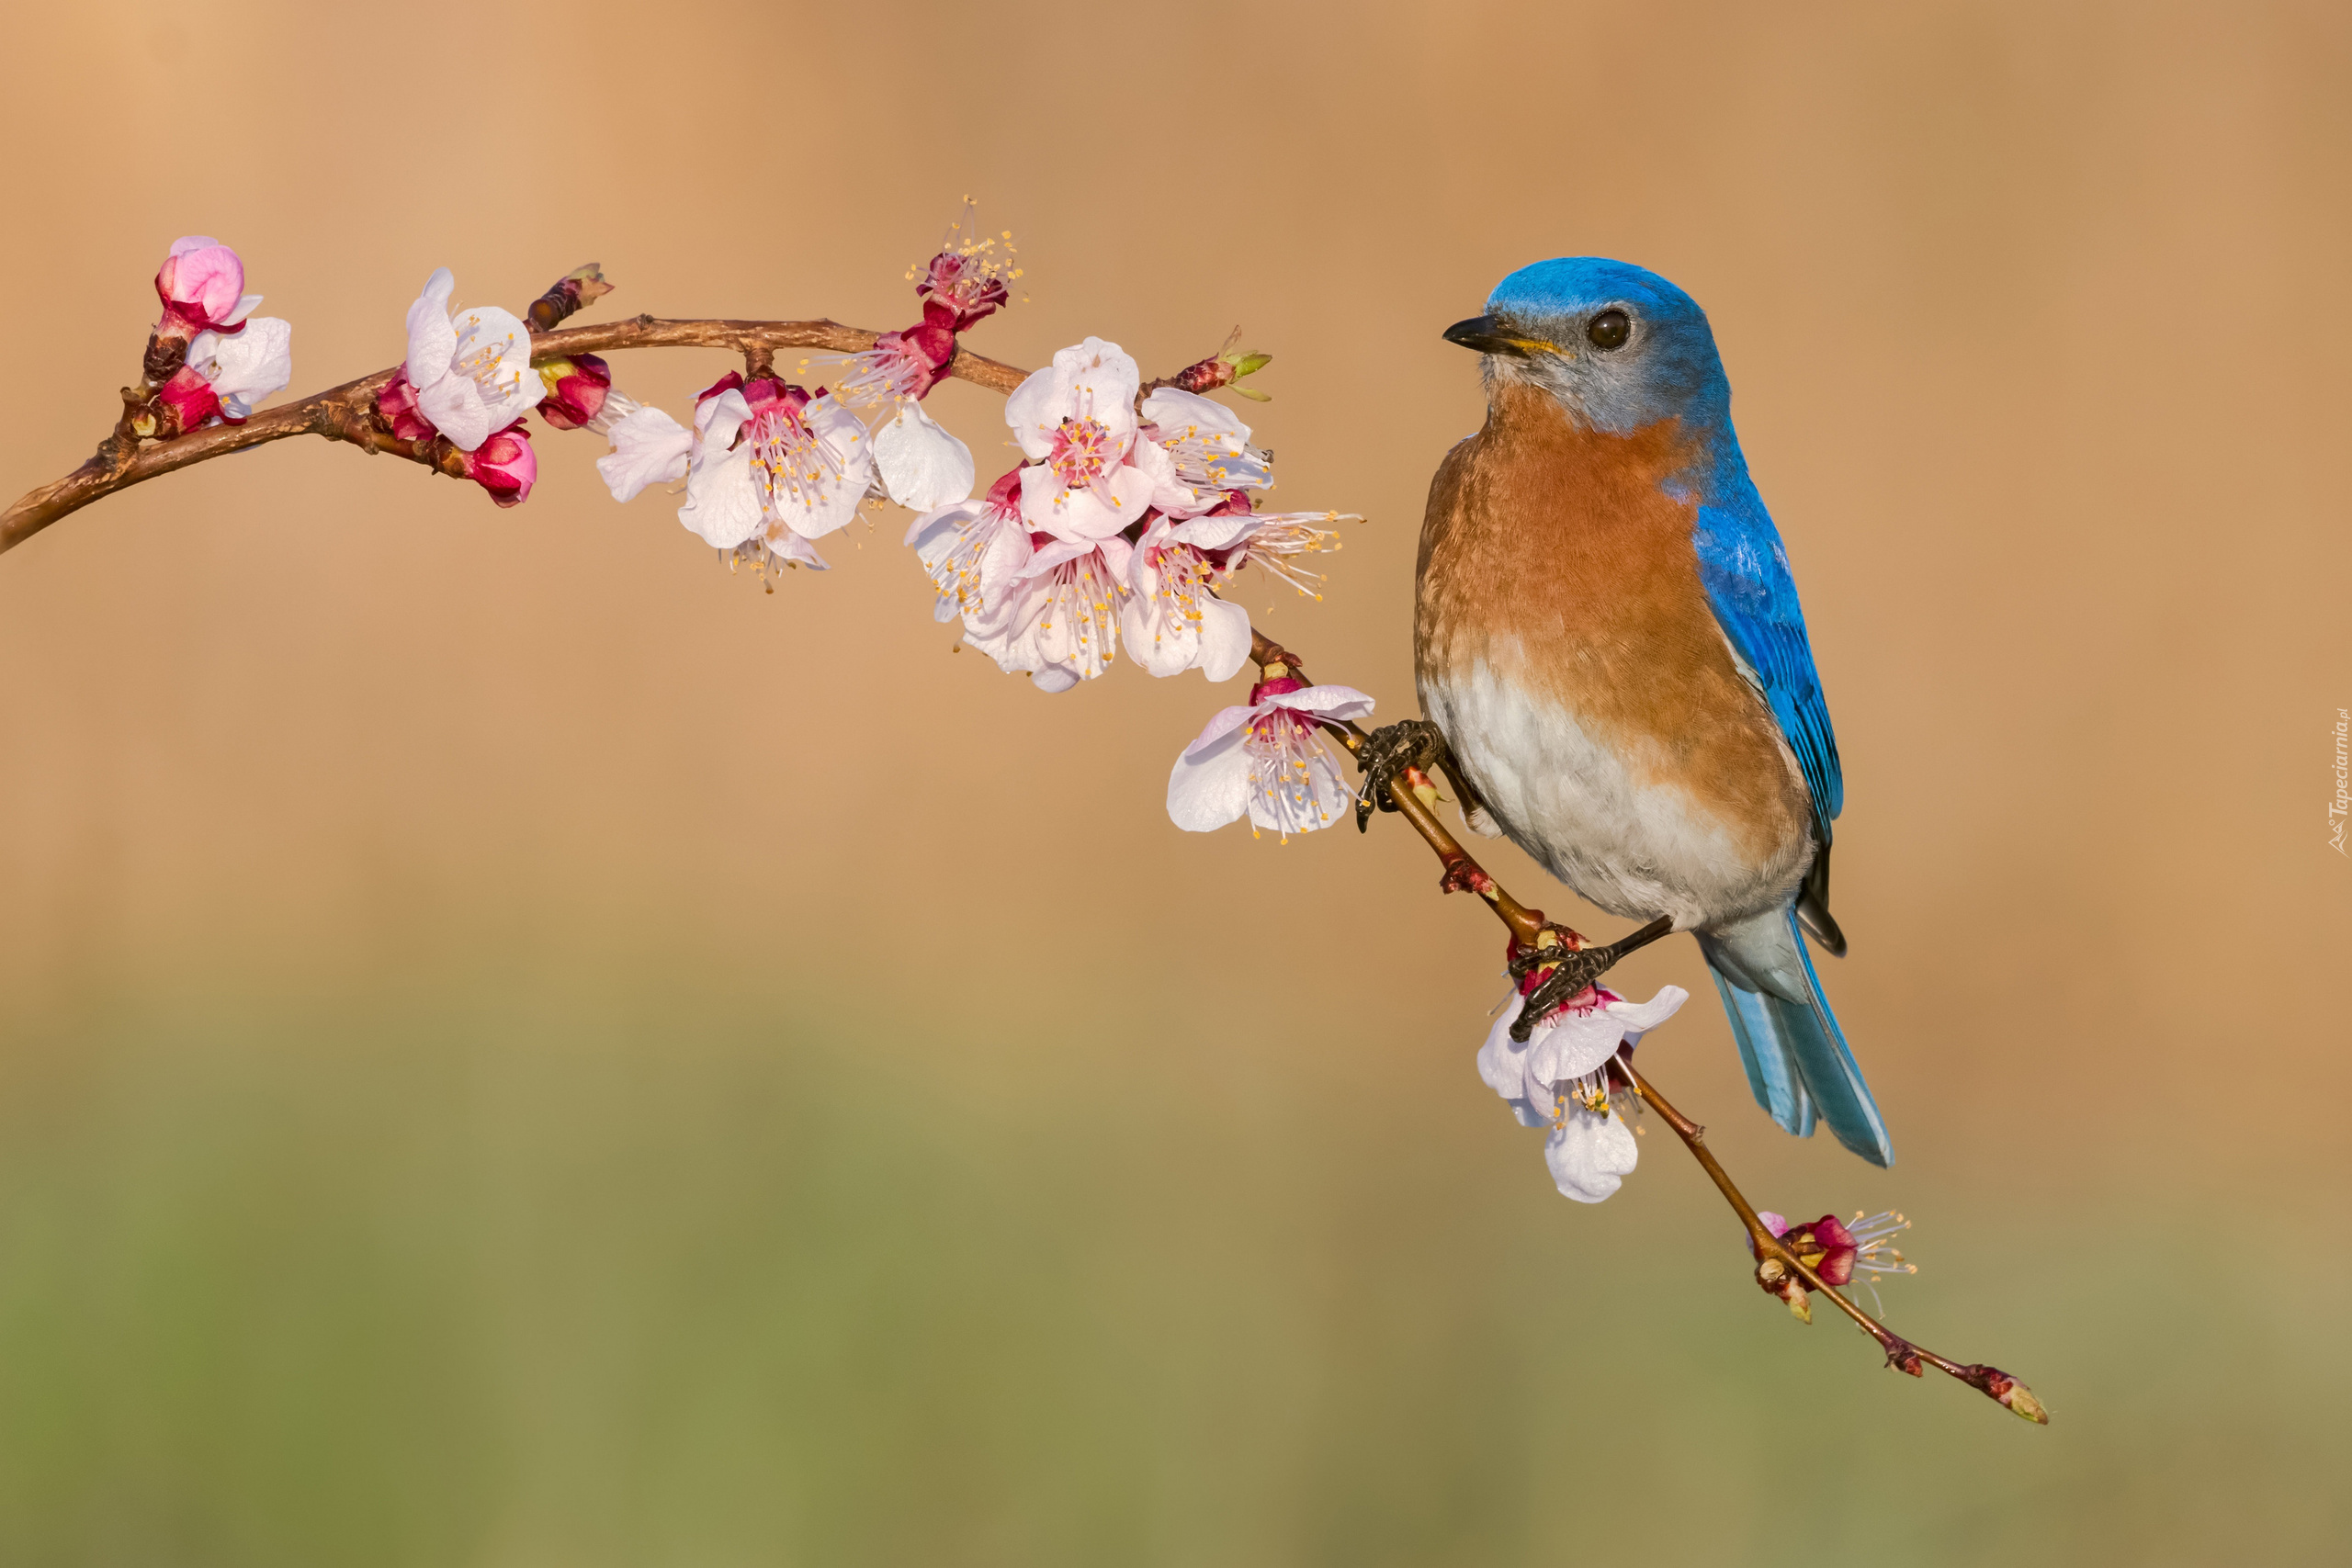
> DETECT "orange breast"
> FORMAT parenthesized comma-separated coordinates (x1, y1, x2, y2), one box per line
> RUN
(1415, 382, 1810, 863)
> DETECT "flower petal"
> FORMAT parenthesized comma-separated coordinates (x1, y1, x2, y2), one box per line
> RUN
(1477, 999, 1542, 1104)
(1243, 744, 1355, 837)
(1167, 725, 1255, 830)
(1170, 511, 1262, 552)
(1525, 1006, 1634, 1087)
(1002, 363, 1065, 461)
(198, 316, 293, 416)
(770, 393, 875, 540)
(596, 404, 695, 502)
(678, 444, 765, 548)
(418, 377, 495, 452)
(403, 267, 458, 385)
(1261, 683, 1376, 724)
(1020, 465, 1128, 541)
(1181, 702, 1261, 759)
(455, 304, 542, 436)
(872, 402, 975, 511)
(1056, 337, 1140, 440)
(1604, 985, 1690, 1047)
(1544, 1106, 1638, 1202)
(1196, 597, 1253, 682)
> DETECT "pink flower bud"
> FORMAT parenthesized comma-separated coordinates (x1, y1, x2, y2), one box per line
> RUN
(534, 353, 612, 431)
(154, 236, 247, 336)
(458, 422, 537, 507)
(378, 369, 436, 441)
(153, 366, 223, 436)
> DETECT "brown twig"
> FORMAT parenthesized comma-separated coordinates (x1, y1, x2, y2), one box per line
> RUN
(1, 299, 1028, 557)
(1621, 1058, 2047, 1421)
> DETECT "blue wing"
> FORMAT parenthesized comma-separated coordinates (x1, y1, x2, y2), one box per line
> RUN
(1692, 488, 1843, 835)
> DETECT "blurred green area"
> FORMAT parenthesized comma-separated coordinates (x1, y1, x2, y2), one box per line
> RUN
(0, 973, 2339, 1568)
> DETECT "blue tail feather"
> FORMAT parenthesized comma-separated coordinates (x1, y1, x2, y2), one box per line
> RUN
(1705, 908, 1893, 1168)
(1712, 968, 1815, 1138)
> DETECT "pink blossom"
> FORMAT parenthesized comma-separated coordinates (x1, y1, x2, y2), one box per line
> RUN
(908, 466, 1133, 691)
(1121, 511, 1255, 681)
(1476, 974, 1689, 1203)
(456, 423, 537, 508)
(1005, 338, 1154, 540)
(1166, 676, 1374, 837)
(907, 468, 1033, 627)
(401, 267, 539, 452)
(672, 373, 873, 570)
(153, 236, 259, 339)
(1136, 388, 1272, 518)
(963, 531, 1135, 692)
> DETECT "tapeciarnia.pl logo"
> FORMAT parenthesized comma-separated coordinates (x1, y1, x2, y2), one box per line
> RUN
(2332, 708, 2348, 855)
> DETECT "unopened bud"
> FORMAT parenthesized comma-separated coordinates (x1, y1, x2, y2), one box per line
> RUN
(526, 264, 613, 333)
(153, 236, 253, 338)
(1962, 1364, 2050, 1425)
(449, 422, 537, 507)
(534, 354, 613, 431)
(1165, 329, 1276, 401)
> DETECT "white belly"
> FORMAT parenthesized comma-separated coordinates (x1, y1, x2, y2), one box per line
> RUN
(1420, 658, 1808, 931)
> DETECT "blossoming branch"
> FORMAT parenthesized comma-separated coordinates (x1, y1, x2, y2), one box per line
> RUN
(0, 213, 2044, 1426)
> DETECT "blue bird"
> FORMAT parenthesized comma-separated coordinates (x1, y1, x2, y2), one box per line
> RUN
(1379, 256, 1889, 1165)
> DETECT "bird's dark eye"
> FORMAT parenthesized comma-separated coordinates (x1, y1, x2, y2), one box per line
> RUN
(1587, 309, 1631, 351)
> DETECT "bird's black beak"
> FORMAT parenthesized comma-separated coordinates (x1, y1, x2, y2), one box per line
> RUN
(1443, 315, 1531, 357)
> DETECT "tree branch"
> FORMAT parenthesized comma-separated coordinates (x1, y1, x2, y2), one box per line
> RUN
(0, 310, 1028, 557)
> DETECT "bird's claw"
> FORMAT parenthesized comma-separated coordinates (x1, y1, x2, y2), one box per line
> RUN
(1354, 718, 1449, 832)
(1507, 941, 1621, 1043)
(1504, 915, 1679, 1042)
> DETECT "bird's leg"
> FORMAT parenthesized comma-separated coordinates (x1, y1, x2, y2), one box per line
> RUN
(1353, 717, 1451, 832)
(1506, 914, 1678, 1042)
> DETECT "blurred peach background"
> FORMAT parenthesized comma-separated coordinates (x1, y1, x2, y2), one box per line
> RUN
(0, 2, 2346, 1563)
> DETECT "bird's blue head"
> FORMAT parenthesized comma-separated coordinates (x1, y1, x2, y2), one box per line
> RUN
(1447, 258, 1732, 439)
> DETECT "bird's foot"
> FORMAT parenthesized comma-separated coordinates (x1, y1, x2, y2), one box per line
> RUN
(1505, 915, 1679, 1043)
(1354, 718, 1450, 832)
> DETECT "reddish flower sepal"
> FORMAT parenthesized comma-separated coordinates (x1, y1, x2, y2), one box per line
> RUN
(534, 354, 613, 431)
(151, 367, 225, 437)
(378, 370, 436, 442)
(457, 422, 537, 507)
